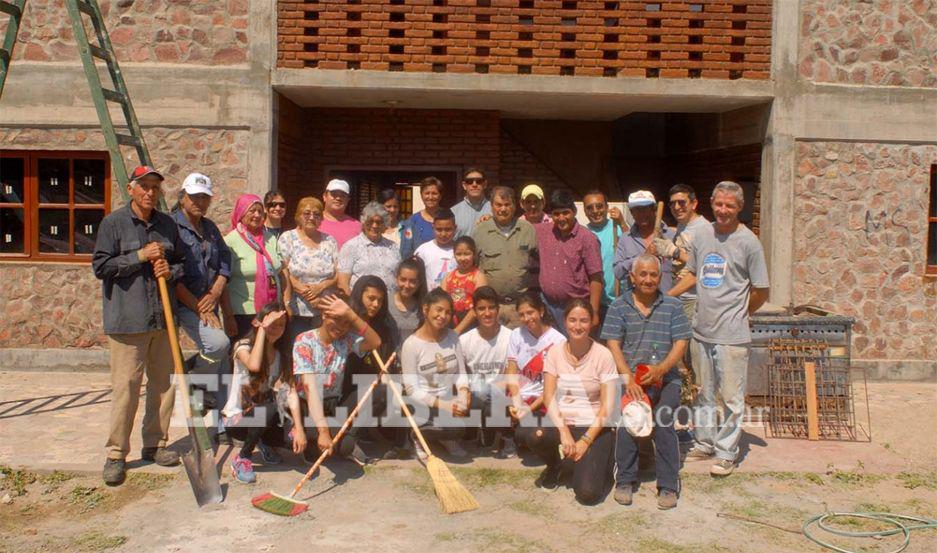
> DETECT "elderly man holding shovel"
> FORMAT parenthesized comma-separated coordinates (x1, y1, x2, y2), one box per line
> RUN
(92, 166, 185, 486)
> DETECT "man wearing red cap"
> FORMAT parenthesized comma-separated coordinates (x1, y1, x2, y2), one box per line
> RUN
(92, 166, 185, 486)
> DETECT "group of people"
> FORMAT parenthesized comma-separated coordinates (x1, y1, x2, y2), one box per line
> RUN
(93, 165, 769, 509)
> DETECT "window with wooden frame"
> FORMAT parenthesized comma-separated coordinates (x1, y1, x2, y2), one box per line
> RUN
(928, 164, 937, 275)
(0, 151, 111, 262)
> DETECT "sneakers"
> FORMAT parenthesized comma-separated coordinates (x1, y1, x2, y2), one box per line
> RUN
(657, 489, 678, 510)
(257, 441, 283, 465)
(710, 459, 735, 476)
(496, 436, 518, 459)
(102, 459, 126, 487)
(412, 435, 429, 464)
(141, 447, 181, 467)
(439, 439, 468, 459)
(614, 485, 634, 505)
(684, 446, 714, 462)
(535, 464, 562, 490)
(230, 455, 256, 484)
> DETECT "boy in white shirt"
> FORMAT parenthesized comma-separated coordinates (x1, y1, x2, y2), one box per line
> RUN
(459, 286, 515, 456)
(415, 208, 457, 290)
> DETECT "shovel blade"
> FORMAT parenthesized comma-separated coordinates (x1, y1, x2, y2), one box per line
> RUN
(182, 446, 223, 506)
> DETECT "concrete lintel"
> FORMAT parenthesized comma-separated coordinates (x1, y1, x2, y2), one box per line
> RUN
(0, 63, 268, 129)
(272, 68, 774, 120)
(787, 84, 937, 144)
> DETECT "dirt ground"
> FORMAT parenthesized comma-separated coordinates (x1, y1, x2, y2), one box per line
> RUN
(1, 374, 936, 552)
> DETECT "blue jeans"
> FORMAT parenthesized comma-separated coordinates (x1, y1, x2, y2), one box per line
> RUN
(177, 306, 230, 416)
(616, 379, 682, 493)
(692, 340, 749, 462)
(541, 295, 568, 337)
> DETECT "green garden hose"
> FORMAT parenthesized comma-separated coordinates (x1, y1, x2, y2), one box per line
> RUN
(802, 512, 937, 553)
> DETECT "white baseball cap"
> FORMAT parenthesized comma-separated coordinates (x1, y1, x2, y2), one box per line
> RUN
(325, 178, 350, 195)
(627, 190, 656, 208)
(182, 172, 213, 196)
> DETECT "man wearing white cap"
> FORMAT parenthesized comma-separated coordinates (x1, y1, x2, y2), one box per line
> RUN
(613, 190, 676, 293)
(319, 178, 361, 249)
(171, 172, 234, 442)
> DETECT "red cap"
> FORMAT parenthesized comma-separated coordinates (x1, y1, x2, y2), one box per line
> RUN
(130, 165, 164, 181)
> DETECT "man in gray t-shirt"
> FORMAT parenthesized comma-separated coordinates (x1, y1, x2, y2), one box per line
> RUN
(675, 181, 769, 477)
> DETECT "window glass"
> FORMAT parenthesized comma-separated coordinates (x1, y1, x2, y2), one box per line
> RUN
(38, 158, 70, 204)
(0, 208, 25, 254)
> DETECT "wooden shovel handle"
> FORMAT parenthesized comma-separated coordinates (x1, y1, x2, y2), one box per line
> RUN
(157, 276, 194, 420)
(373, 350, 433, 454)
(289, 351, 396, 499)
(653, 201, 665, 239)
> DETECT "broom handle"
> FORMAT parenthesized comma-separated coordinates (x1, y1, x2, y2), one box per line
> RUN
(289, 351, 397, 499)
(157, 276, 194, 421)
(654, 201, 665, 239)
(373, 350, 433, 454)
(613, 219, 621, 298)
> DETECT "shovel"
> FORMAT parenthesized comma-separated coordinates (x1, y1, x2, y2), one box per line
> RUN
(157, 276, 224, 506)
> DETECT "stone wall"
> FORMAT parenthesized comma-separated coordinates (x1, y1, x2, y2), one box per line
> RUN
(13, 0, 249, 65)
(0, 126, 249, 349)
(799, 0, 937, 87)
(793, 141, 937, 366)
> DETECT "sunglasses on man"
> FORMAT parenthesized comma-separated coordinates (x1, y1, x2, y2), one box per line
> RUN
(463, 177, 486, 185)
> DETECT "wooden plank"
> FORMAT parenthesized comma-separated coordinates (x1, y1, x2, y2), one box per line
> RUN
(804, 361, 819, 441)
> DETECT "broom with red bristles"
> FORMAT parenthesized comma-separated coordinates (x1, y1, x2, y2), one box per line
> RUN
(251, 351, 396, 516)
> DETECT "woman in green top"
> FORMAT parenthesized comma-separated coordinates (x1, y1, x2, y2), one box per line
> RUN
(224, 194, 287, 339)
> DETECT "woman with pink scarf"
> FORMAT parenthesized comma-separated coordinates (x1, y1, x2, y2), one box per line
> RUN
(224, 194, 286, 339)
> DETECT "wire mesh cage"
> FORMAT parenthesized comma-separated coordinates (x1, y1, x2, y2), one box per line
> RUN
(766, 338, 869, 441)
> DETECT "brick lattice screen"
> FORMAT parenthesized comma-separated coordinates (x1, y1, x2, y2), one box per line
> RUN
(278, 0, 771, 79)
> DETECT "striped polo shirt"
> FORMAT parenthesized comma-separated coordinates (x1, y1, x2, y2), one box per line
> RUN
(599, 291, 692, 382)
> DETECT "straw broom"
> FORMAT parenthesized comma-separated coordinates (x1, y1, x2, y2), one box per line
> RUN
(251, 352, 396, 516)
(373, 351, 479, 514)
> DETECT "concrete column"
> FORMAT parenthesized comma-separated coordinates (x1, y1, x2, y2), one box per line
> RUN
(759, 0, 801, 306)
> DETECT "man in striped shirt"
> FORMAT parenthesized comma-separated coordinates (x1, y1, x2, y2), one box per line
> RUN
(600, 253, 691, 510)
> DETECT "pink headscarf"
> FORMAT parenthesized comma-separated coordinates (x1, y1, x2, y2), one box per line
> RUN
(231, 194, 278, 313)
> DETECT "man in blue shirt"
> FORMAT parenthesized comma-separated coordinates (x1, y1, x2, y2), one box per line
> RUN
(171, 172, 234, 440)
(601, 253, 691, 510)
(583, 189, 628, 313)
(451, 168, 492, 238)
(613, 190, 676, 293)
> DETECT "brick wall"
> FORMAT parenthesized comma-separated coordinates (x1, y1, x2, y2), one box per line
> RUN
(286, 107, 501, 199)
(13, 0, 249, 65)
(799, 0, 937, 87)
(499, 126, 570, 195)
(278, 0, 771, 79)
(669, 142, 763, 233)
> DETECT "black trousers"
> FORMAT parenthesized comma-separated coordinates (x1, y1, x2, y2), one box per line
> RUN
(516, 424, 613, 505)
(226, 401, 284, 459)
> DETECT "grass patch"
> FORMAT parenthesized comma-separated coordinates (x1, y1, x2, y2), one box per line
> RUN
(451, 467, 538, 489)
(590, 511, 648, 536)
(40, 470, 78, 494)
(506, 500, 542, 516)
(0, 466, 37, 497)
(125, 472, 175, 491)
(67, 485, 110, 513)
(473, 528, 551, 553)
(434, 531, 457, 542)
(637, 537, 733, 553)
(896, 471, 937, 491)
(823, 462, 885, 487)
(71, 531, 127, 552)
(393, 468, 434, 497)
